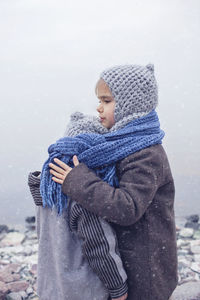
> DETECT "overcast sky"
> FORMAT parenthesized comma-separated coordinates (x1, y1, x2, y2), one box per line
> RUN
(0, 0, 200, 224)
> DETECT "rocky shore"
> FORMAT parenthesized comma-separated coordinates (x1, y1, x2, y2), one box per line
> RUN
(0, 215, 200, 300)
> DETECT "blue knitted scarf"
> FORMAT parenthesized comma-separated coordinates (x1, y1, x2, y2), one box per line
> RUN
(40, 109, 165, 214)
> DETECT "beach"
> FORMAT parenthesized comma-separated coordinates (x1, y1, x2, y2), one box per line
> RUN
(0, 215, 200, 300)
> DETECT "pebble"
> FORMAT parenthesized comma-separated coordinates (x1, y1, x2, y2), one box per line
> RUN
(179, 227, 194, 238)
(0, 232, 25, 247)
(6, 292, 22, 300)
(0, 214, 200, 300)
(0, 219, 38, 300)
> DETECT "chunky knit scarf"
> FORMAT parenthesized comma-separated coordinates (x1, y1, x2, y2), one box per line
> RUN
(40, 109, 165, 214)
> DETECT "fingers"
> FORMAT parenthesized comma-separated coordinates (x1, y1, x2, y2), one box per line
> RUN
(52, 177, 63, 184)
(73, 155, 79, 167)
(49, 159, 69, 174)
(50, 169, 65, 179)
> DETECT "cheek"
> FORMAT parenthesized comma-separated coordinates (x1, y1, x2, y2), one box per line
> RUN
(111, 104, 115, 120)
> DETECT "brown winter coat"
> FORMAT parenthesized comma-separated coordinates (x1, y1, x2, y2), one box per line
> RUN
(62, 144, 178, 300)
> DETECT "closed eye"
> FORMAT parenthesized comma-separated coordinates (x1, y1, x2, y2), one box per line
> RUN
(98, 99, 111, 103)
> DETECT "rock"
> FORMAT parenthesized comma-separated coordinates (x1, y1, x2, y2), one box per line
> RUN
(0, 264, 22, 285)
(30, 264, 37, 276)
(0, 225, 9, 234)
(0, 232, 25, 247)
(177, 249, 188, 256)
(23, 245, 33, 256)
(23, 255, 38, 265)
(194, 230, 200, 240)
(3, 264, 21, 274)
(176, 239, 189, 248)
(185, 221, 200, 230)
(179, 228, 194, 238)
(0, 245, 24, 255)
(190, 240, 200, 254)
(187, 214, 199, 223)
(0, 260, 10, 265)
(6, 292, 22, 300)
(0, 281, 9, 299)
(25, 216, 35, 224)
(26, 287, 33, 294)
(18, 291, 27, 299)
(172, 281, 200, 299)
(194, 255, 200, 262)
(178, 258, 191, 268)
(7, 281, 29, 293)
(0, 272, 20, 283)
(190, 262, 200, 274)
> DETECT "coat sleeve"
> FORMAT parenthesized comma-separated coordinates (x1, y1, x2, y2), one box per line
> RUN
(70, 201, 128, 298)
(28, 171, 43, 206)
(62, 146, 163, 226)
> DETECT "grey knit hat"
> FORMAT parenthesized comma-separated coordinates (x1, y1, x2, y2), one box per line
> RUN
(100, 63, 158, 128)
(64, 63, 159, 136)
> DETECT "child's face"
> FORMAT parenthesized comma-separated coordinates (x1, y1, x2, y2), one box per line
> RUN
(95, 79, 115, 129)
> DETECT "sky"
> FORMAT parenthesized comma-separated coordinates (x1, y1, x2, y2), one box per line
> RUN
(0, 0, 200, 225)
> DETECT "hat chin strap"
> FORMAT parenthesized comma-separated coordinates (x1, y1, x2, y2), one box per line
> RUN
(109, 104, 150, 132)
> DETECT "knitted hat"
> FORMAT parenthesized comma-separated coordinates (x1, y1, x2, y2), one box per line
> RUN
(64, 64, 159, 136)
(100, 64, 158, 126)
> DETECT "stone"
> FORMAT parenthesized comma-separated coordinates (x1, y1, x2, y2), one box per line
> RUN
(177, 239, 189, 248)
(25, 216, 35, 224)
(0, 272, 20, 283)
(194, 230, 200, 240)
(0, 233, 25, 247)
(171, 281, 200, 300)
(30, 265, 37, 276)
(190, 262, 200, 274)
(6, 292, 22, 300)
(26, 287, 33, 294)
(0, 245, 24, 255)
(23, 255, 38, 265)
(179, 277, 198, 285)
(185, 222, 200, 230)
(0, 260, 10, 265)
(7, 281, 29, 293)
(0, 225, 9, 234)
(194, 255, 200, 262)
(0, 264, 22, 283)
(177, 249, 188, 256)
(179, 228, 194, 238)
(190, 240, 200, 254)
(25, 232, 37, 240)
(18, 290, 27, 299)
(187, 214, 199, 223)
(33, 284, 37, 291)
(23, 246, 33, 256)
(178, 258, 191, 268)
(0, 281, 9, 299)
(4, 264, 21, 274)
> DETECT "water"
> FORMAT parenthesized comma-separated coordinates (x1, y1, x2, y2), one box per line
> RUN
(0, 174, 199, 228)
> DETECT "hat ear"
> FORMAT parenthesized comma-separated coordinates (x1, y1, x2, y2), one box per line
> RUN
(70, 112, 84, 121)
(146, 63, 154, 72)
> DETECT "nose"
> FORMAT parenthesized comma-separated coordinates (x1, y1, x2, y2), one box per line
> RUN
(97, 103, 103, 113)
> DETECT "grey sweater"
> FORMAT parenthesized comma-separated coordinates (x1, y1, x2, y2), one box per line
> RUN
(28, 172, 128, 300)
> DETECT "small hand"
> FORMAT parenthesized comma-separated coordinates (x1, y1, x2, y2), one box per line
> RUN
(49, 155, 79, 185)
(112, 293, 128, 300)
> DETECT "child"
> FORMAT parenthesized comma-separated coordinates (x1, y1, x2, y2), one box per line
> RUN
(28, 114, 128, 299)
(49, 64, 178, 300)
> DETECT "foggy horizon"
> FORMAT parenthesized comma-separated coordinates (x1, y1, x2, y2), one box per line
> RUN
(0, 0, 200, 225)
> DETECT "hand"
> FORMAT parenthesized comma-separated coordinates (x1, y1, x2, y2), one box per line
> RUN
(49, 155, 79, 185)
(112, 293, 128, 300)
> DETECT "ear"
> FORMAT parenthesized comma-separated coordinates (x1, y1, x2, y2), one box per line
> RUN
(146, 63, 154, 73)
